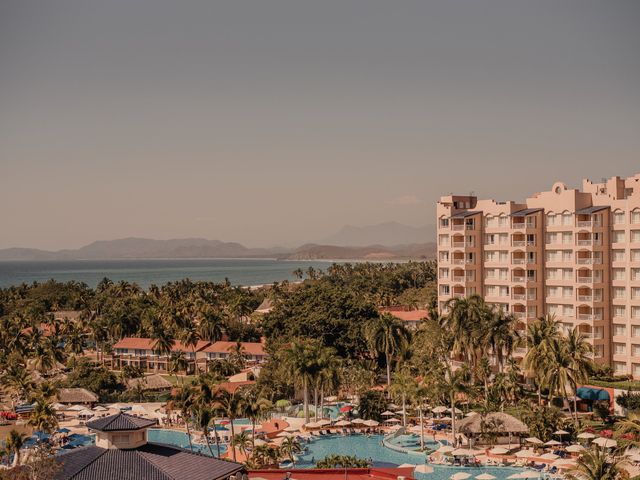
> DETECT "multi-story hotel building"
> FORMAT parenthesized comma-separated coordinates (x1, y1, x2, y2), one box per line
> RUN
(437, 173, 640, 377)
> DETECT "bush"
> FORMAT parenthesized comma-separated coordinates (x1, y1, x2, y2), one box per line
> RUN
(316, 455, 369, 468)
(617, 391, 640, 411)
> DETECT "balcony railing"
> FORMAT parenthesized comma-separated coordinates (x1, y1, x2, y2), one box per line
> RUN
(452, 276, 466, 283)
(513, 312, 526, 319)
(577, 220, 602, 228)
(577, 257, 602, 265)
(577, 276, 602, 284)
(512, 258, 526, 264)
(577, 239, 602, 246)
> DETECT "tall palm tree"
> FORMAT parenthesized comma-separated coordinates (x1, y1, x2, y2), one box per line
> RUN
(565, 327, 593, 422)
(231, 430, 252, 458)
(281, 340, 320, 423)
(542, 338, 575, 411)
(442, 295, 488, 372)
(151, 327, 174, 360)
(242, 388, 272, 450)
(169, 351, 189, 383)
(217, 389, 246, 462)
(523, 315, 561, 404)
(441, 366, 467, 437)
(565, 445, 626, 480)
(194, 405, 216, 457)
(28, 399, 58, 435)
(367, 314, 411, 386)
(280, 436, 302, 466)
(389, 367, 417, 427)
(174, 387, 195, 453)
(482, 308, 521, 373)
(5, 429, 27, 467)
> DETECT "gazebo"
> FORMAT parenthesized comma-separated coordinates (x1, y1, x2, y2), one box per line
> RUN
(456, 412, 529, 447)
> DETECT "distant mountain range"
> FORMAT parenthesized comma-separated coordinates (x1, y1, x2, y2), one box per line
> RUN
(0, 222, 436, 261)
(321, 221, 435, 246)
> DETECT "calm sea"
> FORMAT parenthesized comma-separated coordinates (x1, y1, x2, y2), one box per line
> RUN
(0, 259, 338, 289)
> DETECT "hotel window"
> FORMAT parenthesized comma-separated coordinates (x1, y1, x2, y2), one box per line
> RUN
(634, 364, 640, 377)
(562, 286, 573, 299)
(613, 268, 626, 281)
(594, 326, 604, 339)
(562, 213, 573, 226)
(614, 324, 627, 337)
(527, 288, 537, 299)
(440, 285, 450, 295)
(562, 232, 572, 244)
(634, 345, 640, 357)
(438, 234, 449, 246)
(613, 287, 626, 300)
(546, 286, 558, 298)
(633, 306, 640, 319)
(633, 269, 640, 281)
(499, 233, 509, 245)
(546, 214, 557, 226)
(594, 345, 604, 358)
(562, 250, 572, 262)
(440, 218, 449, 228)
(613, 230, 626, 243)
(497, 215, 507, 227)
(485, 234, 496, 245)
(615, 343, 627, 355)
(499, 269, 509, 280)
(633, 231, 640, 243)
(439, 251, 449, 262)
(633, 287, 640, 300)
(634, 326, 640, 338)
(439, 268, 449, 279)
(633, 211, 640, 224)
(485, 217, 496, 228)
(563, 268, 573, 280)
(614, 211, 626, 225)
(615, 362, 627, 373)
(563, 304, 574, 317)
(545, 233, 557, 244)
(614, 305, 627, 318)
(613, 250, 626, 262)
(633, 250, 640, 262)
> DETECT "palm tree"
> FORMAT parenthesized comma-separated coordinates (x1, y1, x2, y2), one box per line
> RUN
(523, 315, 561, 404)
(280, 436, 302, 466)
(542, 338, 575, 411)
(389, 367, 417, 427)
(5, 429, 27, 467)
(565, 445, 626, 480)
(194, 405, 216, 457)
(440, 366, 467, 437)
(218, 389, 246, 461)
(565, 327, 593, 422)
(169, 351, 189, 383)
(482, 308, 521, 373)
(615, 412, 640, 449)
(174, 387, 195, 452)
(151, 327, 174, 361)
(231, 430, 252, 458)
(28, 399, 58, 435)
(442, 295, 488, 372)
(367, 314, 411, 386)
(281, 340, 320, 423)
(242, 388, 272, 450)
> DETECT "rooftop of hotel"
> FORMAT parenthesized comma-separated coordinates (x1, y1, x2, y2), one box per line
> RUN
(203, 341, 266, 356)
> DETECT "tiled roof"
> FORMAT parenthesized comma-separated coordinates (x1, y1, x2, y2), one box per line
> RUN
(113, 337, 211, 353)
(379, 307, 429, 322)
(214, 381, 255, 394)
(56, 443, 244, 480)
(87, 412, 157, 432)
(203, 341, 266, 356)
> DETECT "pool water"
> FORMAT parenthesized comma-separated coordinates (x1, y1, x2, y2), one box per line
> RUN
(148, 429, 227, 456)
(387, 434, 440, 452)
(297, 435, 526, 480)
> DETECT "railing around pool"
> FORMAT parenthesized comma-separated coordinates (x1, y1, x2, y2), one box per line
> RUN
(382, 427, 439, 457)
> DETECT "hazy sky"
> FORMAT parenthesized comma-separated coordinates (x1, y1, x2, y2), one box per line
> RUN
(1, 1, 639, 250)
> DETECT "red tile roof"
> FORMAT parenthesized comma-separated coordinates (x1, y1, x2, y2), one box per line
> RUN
(113, 337, 210, 353)
(214, 381, 256, 394)
(249, 468, 415, 480)
(203, 341, 266, 356)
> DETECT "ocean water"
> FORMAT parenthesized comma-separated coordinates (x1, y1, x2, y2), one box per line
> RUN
(0, 259, 337, 288)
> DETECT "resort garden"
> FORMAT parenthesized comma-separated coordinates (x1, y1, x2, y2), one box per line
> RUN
(0, 262, 638, 479)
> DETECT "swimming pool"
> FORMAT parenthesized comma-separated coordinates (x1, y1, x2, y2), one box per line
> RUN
(297, 435, 526, 480)
(148, 429, 228, 456)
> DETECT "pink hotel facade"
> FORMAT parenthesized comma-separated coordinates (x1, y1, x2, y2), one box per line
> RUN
(436, 173, 640, 377)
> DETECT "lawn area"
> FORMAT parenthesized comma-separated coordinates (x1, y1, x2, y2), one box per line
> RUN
(160, 374, 197, 386)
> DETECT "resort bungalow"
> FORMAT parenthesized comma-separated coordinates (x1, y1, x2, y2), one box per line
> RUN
(108, 337, 211, 375)
(198, 341, 268, 370)
(55, 412, 246, 480)
(379, 306, 430, 329)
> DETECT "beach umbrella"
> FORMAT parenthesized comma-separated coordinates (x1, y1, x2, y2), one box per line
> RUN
(351, 418, 366, 424)
(339, 405, 353, 413)
(447, 407, 463, 415)
(507, 472, 540, 479)
(386, 418, 401, 423)
(67, 405, 85, 412)
(465, 412, 478, 417)
(592, 438, 617, 448)
(317, 419, 331, 427)
(515, 449, 535, 458)
(253, 438, 268, 446)
(334, 420, 352, 427)
(553, 459, 577, 467)
(93, 405, 108, 412)
(381, 411, 396, 416)
(553, 429, 569, 435)
(414, 465, 434, 474)
(525, 437, 543, 444)
(395, 409, 407, 415)
(540, 453, 560, 460)
(577, 432, 596, 439)
(52, 403, 67, 411)
(566, 444, 585, 453)
(489, 447, 509, 455)
(475, 474, 496, 480)
(432, 406, 448, 414)
(363, 419, 379, 427)
(543, 440, 561, 447)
